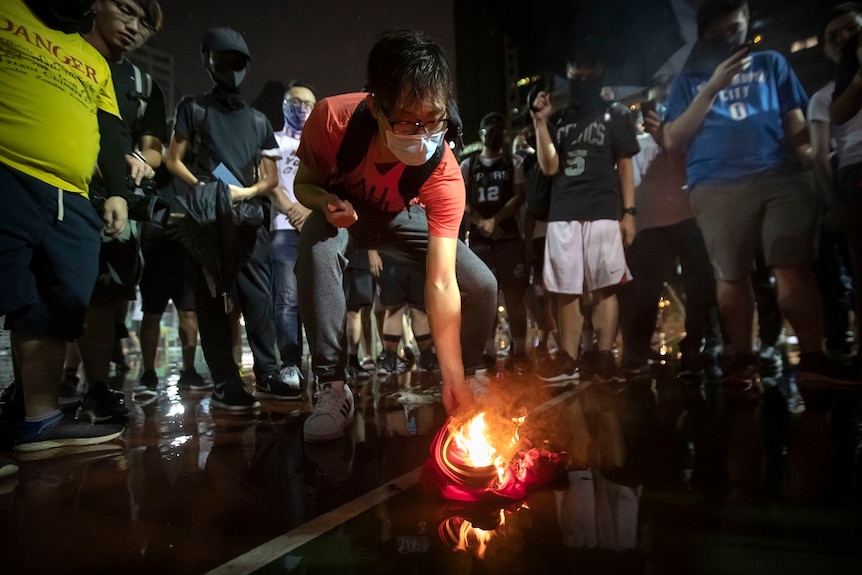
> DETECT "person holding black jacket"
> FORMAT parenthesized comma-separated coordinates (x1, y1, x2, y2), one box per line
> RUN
(165, 27, 283, 412)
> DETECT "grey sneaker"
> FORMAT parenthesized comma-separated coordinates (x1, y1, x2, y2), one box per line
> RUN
(15, 414, 124, 453)
(255, 368, 302, 400)
(304, 381, 354, 442)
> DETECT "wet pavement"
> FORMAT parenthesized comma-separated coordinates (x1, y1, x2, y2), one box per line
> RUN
(1, 353, 862, 575)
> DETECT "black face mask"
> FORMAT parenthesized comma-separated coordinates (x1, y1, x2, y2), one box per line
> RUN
(568, 75, 605, 109)
(24, 0, 93, 32)
(483, 128, 506, 151)
(684, 31, 748, 75)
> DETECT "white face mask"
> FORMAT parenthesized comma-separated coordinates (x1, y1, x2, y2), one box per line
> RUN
(384, 130, 445, 166)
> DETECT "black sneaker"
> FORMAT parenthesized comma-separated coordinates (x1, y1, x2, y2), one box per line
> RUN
(536, 351, 580, 384)
(377, 350, 406, 375)
(418, 348, 440, 372)
(255, 371, 302, 401)
(211, 381, 261, 411)
(58, 376, 82, 411)
(135, 369, 159, 392)
(595, 350, 624, 383)
(14, 413, 124, 453)
(347, 355, 372, 380)
(723, 354, 762, 393)
(178, 368, 213, 391)
(579, 350, 600, 380)
(796, 352, 862, 389)
(76, 383, 129, 423)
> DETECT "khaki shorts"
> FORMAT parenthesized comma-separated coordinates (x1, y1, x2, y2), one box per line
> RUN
(689, 170, 821, 281)
(544, 219, 632, 294)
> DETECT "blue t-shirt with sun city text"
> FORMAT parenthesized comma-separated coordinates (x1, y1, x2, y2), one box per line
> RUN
(665, 50, 808, 186)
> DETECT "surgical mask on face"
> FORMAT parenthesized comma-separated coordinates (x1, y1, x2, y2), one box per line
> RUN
(385, 130, 446, 166)
(283, 100, 311, 132)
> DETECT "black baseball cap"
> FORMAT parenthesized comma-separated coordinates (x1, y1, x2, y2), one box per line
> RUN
(201, 27, 251, 60)
(480, 112, 506, 129)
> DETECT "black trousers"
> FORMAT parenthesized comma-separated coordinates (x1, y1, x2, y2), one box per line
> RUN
(621, 218, 718, 363)
(194, 227, 279, 385)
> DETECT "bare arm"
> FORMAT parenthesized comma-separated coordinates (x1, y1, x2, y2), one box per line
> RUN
(230, 156, 278, 201)
(425, 234, 471, 415)
(531, 91, 560, 176)
(138, 134, 163, 169)
(783, 108, 812, 169)
(294, 162, 357, 227)
(165, 134, 200, 187)
(617, 157, 636, 247)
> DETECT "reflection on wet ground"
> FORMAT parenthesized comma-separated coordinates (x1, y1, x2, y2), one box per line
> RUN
(1, 353, 862, 574)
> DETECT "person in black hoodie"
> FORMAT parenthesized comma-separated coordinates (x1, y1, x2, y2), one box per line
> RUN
(165, 27, 283, 412)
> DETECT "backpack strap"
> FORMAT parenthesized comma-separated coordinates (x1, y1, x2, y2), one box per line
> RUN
(335, 99, 378, 176)
(132, 64, 153, 122)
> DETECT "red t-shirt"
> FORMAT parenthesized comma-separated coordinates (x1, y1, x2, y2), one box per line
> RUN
(297, 93, 465, 239)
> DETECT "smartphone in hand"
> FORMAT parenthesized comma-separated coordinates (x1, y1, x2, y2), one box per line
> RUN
(641, 99, 656, 118)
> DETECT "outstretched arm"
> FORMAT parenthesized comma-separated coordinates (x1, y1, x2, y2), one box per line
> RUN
(425, 234, 471, 414)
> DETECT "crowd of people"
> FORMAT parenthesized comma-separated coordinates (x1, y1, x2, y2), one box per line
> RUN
(2, 0, 862, 482)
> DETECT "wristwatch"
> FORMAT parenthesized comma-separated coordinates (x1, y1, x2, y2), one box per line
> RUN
(622, 207, 637, 216)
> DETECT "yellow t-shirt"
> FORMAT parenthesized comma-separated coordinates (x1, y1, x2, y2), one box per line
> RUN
(0, 0, 120, 196)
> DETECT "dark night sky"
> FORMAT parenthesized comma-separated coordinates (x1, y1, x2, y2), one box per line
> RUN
(148, 0, 457, 107)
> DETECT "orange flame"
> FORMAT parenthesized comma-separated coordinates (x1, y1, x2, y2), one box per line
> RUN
(449, 412, 523, 484)
(453, 510, 507, 559)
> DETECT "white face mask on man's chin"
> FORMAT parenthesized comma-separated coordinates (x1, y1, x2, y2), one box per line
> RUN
(384, 130, 445, 166)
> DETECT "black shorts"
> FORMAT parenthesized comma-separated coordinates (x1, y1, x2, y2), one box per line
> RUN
(470, 237, 529, 291)
(344, 252, 375, 313)
(0, 163, 103, 339)
(138, 228, 196, 313)
(378, 254, 425, 310)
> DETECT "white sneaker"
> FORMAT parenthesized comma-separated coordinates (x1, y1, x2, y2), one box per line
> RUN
(280, 365, 302, 388)
(303, 381, 354, 442)
(467, 368, 491, 399)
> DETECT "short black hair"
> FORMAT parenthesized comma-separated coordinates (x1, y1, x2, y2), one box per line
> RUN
(286, 78, 316, 97)
(696, 0, 748, 38)
(366, 29, 454, 115)
(567, 36, 603, 68)
(130, 0, 163, 32)
(823, 2, 862, 35)
(480, 112, 506, 129)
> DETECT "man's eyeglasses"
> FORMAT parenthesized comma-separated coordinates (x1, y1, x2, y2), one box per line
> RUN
(107, 0, 156, 36)
(284, 97, 315, 109)
(387, 117, 451, 136)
